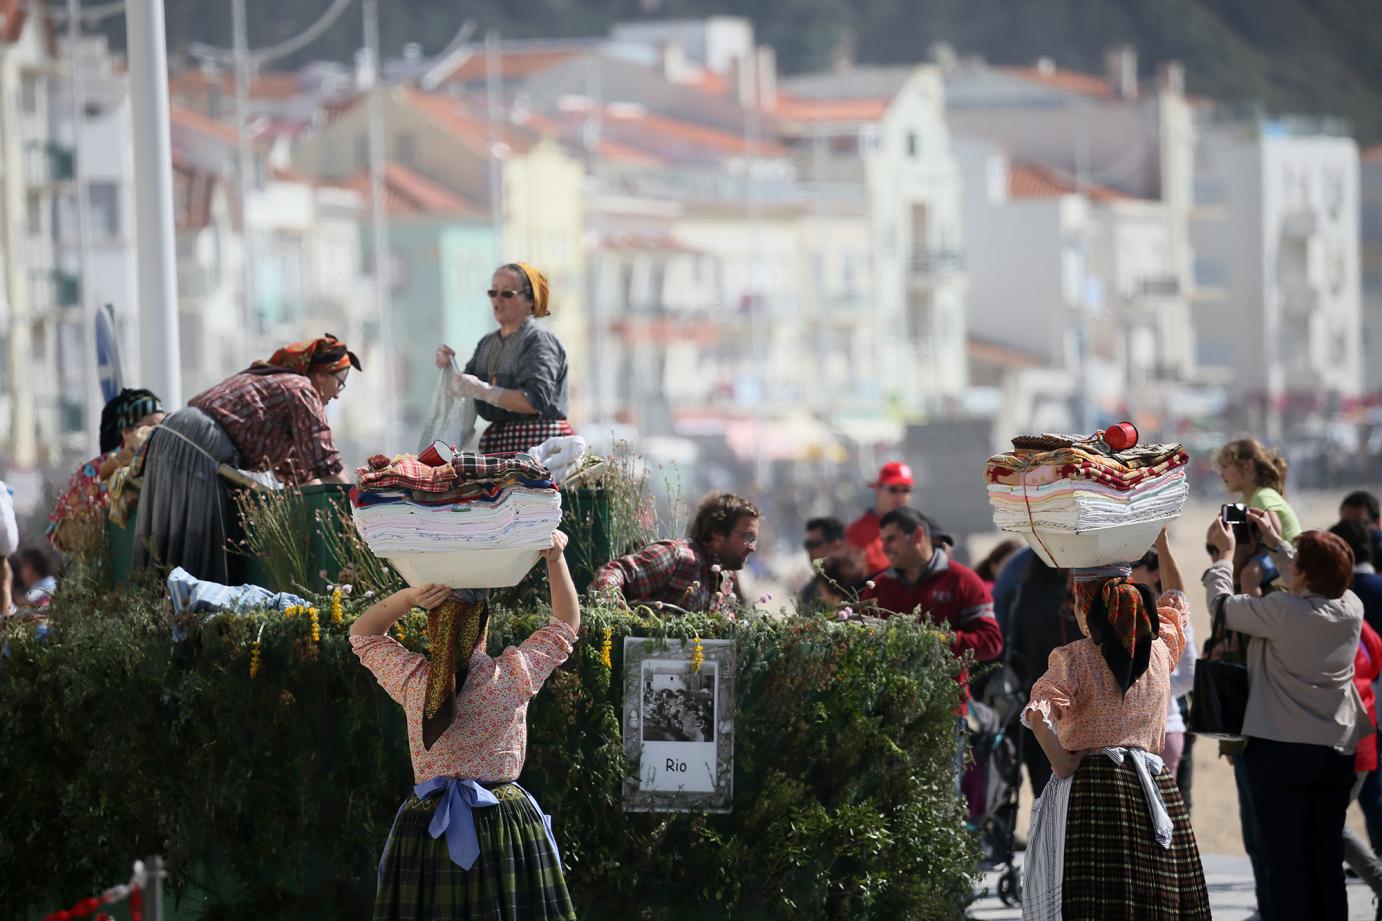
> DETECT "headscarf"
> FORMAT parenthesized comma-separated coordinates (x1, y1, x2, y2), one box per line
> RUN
(512, 263, 550, 318)
(99, 388, 163, 454)
(251, 333, 362, 376)
(421, 588, 490, 751)
(1074, 565, 1159, 695)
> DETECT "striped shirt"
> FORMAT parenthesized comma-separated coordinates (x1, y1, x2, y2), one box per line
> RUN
(189, 371, 342, 485)
(464, 319, 568, 424)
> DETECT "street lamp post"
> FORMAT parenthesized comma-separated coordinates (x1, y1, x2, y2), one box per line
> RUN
(124, 0, 182, 406)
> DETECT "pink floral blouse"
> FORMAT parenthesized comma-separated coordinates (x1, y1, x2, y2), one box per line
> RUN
(1023, 590, 1190, 754)
(351, 618, 577, 784)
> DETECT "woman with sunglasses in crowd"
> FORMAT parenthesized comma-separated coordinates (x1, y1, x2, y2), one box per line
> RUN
(435, 263, 572, 455)
(133, 334, 358, 582)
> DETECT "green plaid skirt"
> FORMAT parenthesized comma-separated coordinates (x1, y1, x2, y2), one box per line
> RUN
(373, 783, 575, 921)
(1062, 755, 1211, 920)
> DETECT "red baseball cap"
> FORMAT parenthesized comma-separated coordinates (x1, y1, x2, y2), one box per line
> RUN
(871, 461, 914, 488)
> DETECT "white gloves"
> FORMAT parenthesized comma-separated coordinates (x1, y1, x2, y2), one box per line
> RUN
(528, 435, 587, 483)
(452, 372, 501, 405)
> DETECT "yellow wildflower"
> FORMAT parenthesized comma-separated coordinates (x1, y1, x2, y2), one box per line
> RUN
(330, 588, 344, 625)
(309, 607, 321, 643)
(600, 627, 612, 668)
(690, 635, 704, 674)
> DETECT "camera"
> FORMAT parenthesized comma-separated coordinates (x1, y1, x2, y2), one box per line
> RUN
(1220, 502, 1258, 542)
(1220, 503, 1249, 525)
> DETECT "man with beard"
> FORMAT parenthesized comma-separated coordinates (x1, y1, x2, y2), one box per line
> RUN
(591, 492, 759, 612)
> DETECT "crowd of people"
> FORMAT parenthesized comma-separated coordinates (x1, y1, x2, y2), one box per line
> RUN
(6, 256, 1382, 919)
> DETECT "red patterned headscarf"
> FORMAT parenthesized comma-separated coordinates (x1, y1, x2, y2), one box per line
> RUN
(1074, 569, 1159, 694)
(254, 333, 361, 375)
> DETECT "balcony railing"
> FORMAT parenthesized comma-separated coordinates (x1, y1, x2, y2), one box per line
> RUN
(24, 141, 75, 187)
(909, 248, 964, 279)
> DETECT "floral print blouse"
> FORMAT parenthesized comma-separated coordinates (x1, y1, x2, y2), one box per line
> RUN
(351, 618, 576, 784)
(1023, 590, 1190, 754)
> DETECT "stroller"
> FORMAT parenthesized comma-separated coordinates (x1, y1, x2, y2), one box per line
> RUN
(966, 662, 1028, 908)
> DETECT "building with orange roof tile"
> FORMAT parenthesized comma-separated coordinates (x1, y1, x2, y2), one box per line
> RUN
(776, 63, 970, 417)
(943, 45, 1199, 400)
(955, 134, 1186, 430)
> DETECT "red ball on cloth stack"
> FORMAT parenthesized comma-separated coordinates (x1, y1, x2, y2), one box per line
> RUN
(1102, 422, 1139, 452)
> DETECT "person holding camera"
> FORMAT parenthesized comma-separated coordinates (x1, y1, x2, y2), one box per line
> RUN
(1204, 507, 1369, 921)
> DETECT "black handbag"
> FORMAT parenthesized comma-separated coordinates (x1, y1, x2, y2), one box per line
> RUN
(1187, 596, 1250, 740)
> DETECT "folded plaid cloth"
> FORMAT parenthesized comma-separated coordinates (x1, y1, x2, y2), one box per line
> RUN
(357, 452, 552, 494)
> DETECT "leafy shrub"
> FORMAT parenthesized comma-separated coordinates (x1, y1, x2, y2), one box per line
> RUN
(0, 575, 976, 920)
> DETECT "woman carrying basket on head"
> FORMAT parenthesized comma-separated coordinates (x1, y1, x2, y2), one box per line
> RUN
(1021, 528, 1211, 920)
(349, 530, 579, 920)
(435, 263, 572, 455)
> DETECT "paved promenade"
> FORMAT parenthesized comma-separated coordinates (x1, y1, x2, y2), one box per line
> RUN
(969, 854, 1377, 919)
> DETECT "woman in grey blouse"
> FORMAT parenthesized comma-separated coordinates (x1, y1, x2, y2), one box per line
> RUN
(1203, 507, 1368, 921)
(435, 262, 573, 455)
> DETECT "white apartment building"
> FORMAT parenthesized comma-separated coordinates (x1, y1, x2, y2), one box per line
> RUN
(0, 6, 68, 469)
(1190, 114, 1362, 433)
(943, 47, 1197, 386)
(1360, 147, 1382, 392)
(957, 140, 1186, 424)
(778, 65, 969, 417)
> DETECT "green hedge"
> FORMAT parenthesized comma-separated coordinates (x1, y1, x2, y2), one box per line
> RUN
(0, 576, 976, 920)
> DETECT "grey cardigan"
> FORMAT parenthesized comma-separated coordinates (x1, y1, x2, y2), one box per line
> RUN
(1202, 548, 1368, 752)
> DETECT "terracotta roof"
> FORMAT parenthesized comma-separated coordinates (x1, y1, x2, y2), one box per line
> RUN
(773, 93, 891, 123)
(342, 162, 482, 218)
(170, 69, 307, 102)
(398, 88, 533, 155)
(1001, 66, 1114, 100)
(967, 336, 1046, 369)
(597, 231, 700, 253)
(610, 111, 786, 157)
(518, 110, 665, 165)
(0, 0, 56, 52)
(169, 103, 241, 146)
(433, 47, 583, 87)
(1008, 161, 1133, 202)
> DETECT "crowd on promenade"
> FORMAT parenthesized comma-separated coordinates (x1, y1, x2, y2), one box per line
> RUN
(3, 258, 1381, 919)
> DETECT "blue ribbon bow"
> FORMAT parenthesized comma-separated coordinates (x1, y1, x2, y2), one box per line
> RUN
(405, 777, 561, 872)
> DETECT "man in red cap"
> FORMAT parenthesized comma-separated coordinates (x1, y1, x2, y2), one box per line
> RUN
(845, 461, 915, 575)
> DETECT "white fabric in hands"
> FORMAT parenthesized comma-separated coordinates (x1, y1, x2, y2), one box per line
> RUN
(419, 368, 477, 452)
(526, 435, 587, 483)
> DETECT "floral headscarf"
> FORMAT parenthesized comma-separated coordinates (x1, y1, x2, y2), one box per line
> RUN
(421, 589, 490, 751)
(253, 333, 362, 375)
(1074, 566, 1159, 694)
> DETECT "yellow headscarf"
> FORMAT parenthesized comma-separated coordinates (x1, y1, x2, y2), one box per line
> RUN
(513, 262, 550, 317)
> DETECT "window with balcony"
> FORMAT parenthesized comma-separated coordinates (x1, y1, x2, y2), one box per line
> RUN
(88, 182, 120, 240)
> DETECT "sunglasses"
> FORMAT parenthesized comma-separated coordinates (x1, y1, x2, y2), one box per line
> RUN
(803, 537, 827, 551)
(487, 288, 525, 300)
(884, 485, 912, 494)
(333, 371, 348, 391)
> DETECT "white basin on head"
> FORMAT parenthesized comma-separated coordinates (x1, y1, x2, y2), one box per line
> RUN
(1001, 515, 1177, 569)
(384, 546, 545, 589)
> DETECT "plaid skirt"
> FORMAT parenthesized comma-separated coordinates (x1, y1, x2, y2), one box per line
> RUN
(1062, 756, 1211, 920)
(374, 783, 575, 921)
(478, 420, 574, 456)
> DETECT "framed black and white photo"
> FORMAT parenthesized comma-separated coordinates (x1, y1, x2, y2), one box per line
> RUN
(622, 637, 734, 812)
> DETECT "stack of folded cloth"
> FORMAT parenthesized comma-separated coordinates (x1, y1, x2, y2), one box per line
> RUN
(985, 434, 1189, 532)
(352, 451, 562, 554)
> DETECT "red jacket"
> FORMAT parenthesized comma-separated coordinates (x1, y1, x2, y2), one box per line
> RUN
(845, 510, 890, 576)
(862, 549, 1003, 702)
(1355, 620, 1382, 773)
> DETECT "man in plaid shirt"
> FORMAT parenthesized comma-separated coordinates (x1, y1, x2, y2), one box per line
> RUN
(590, 493, 760, 612)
